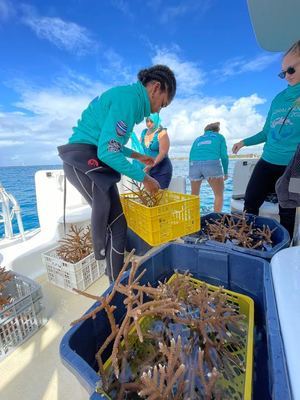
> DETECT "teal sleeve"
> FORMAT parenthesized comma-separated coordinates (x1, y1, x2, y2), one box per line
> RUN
(123, 146, 133, 157)
(97, 100, 145, 182)
(220, 137, 229, 174)
(243, 130, 267, 146)
(189, 140, 197, 161)
(243, 105, 272, 146)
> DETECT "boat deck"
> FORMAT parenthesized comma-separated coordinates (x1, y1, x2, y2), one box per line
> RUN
(0, 273, 110, 400)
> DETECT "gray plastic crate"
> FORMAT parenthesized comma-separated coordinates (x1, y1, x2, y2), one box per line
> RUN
(0, 272, 46, 360)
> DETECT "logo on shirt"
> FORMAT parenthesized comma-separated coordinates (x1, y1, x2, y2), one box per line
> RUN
(108, 139, 121, 153)
(87, 159, 99, 167)
(116, 120, 127, 136)
(197, 140, 212, 146)
(271, 117, 293, 128)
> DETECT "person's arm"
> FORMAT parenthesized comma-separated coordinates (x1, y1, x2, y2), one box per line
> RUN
(189, 139, 197, 160)
(131, 151, 155, 166)
(232, 104, 272, 153)
(123, 146, 134, 157)
(220, 136, 229, 176)
(243, 130, 267, 146)
(145, 130, 170, 172)
(97, 98, 146, 181)
(155, 130, 170, 165)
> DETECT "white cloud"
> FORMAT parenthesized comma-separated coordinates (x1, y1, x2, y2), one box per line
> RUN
(0, 73, 268, 166)
(0, 0, 14, 21)
(21, 5, 98, 55)
(134, 93, 266, 158)
(0, 74, 110, 166)
(214, 53, 280, 80)
(99, 49, 136, 83)
(159, 0, 212, 24)
(0, 140, 24, 146)
(160, 4, 187, 23)
(111, 0, 134, 19)
(152, 48, 205, 96)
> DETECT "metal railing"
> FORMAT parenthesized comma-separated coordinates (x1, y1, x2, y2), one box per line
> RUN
(0, 181, 25, 241)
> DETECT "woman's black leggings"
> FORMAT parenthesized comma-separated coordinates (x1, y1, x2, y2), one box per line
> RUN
(57, 141, 128, 283)
(244, 158, 296, 238)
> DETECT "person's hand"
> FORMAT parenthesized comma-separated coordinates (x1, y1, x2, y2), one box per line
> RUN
(232, 141, 244, 154)
(143, 165, 152, 174)
(223, 174, 228, 181)
(143, 174, 160, 194)
(138, 154, 155, 166)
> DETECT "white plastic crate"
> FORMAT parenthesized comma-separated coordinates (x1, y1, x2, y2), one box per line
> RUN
(42, 247, 105, 292)
(0, 272, 45, 360)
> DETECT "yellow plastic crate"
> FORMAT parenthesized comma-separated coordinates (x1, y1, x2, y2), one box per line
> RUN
(120, 190, 200, 246)
(102, 273, 254, 400)
(168, 274, 254, 400)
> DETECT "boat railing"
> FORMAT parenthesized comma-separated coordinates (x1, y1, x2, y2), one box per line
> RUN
(0, 181, 25, 241)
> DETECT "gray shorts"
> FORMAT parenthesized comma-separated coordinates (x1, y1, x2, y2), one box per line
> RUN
(189, 159, 223, 181)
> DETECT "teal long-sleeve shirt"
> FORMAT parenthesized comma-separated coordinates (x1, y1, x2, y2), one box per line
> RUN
(243, 82, 300, 166)
(189, 131, 229, 174)
(69, 81, 151, 181)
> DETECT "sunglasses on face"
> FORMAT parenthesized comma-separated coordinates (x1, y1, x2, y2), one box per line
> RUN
(278, 60, 300, 79)
(278, 66, 296, 79)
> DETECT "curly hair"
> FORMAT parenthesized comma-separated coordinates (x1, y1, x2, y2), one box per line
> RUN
(137, 65, 176, 101)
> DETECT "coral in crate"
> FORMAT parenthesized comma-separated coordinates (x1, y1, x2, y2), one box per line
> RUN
(72, 254, 248, 399)
(56, 224, 93, 263)
(203, 212, 276, 250)
(0, 266, 13, 310)
(124, 179, 164, 207)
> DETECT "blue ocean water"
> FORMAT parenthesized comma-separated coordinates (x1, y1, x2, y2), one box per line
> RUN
(0, 161, 234, 236)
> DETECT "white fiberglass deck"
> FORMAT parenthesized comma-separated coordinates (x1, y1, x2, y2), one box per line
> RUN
(271, 246, 300, 400)
(0, 273, 110, 400)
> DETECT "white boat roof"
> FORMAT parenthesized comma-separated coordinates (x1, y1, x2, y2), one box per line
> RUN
(248, 0, 300, 51)
(271, 246, 300, 400)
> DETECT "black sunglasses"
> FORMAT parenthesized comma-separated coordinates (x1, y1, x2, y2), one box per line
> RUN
(278, 66, 296, 79)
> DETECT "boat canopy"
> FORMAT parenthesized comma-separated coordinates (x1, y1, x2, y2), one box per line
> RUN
(247, 0, 300, 51)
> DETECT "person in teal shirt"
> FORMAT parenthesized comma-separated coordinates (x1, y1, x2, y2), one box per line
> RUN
(140, 113, 172, 189)
(189, 122, 228, 212)
(58, 65, 176, 282)
(232, 40, 300, 238)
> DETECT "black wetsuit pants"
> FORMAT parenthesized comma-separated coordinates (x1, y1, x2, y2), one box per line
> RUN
(58, 144, 127, 282)
(244, 158, 296, 239)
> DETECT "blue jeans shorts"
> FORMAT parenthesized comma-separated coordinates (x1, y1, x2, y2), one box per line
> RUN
(189, 159, 223, 181)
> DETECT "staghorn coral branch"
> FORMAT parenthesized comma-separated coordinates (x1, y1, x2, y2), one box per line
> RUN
(0, 266, 13, 310)
(71, 249, 135, 325)
(124, 180, 164, 207)
(56, 225, 93, 263)
(204, 212, 276, 250)
(139, 337, 186, 400)
(197, 349, 221, 400)
(73, 253, 248, 399)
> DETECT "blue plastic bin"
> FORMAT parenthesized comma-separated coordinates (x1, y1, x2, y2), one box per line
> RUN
(60, 243, 291, 400)
(125, 227, 152, 256)
(183, 212, 290, 260)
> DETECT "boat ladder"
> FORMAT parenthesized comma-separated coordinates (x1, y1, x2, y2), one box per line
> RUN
(0, 181, 25, 240)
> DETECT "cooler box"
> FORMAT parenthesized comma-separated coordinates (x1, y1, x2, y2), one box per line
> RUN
(60, 243, 290, 400)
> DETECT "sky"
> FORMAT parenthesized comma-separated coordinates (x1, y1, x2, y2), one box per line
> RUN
(0, 0, 290, 166)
